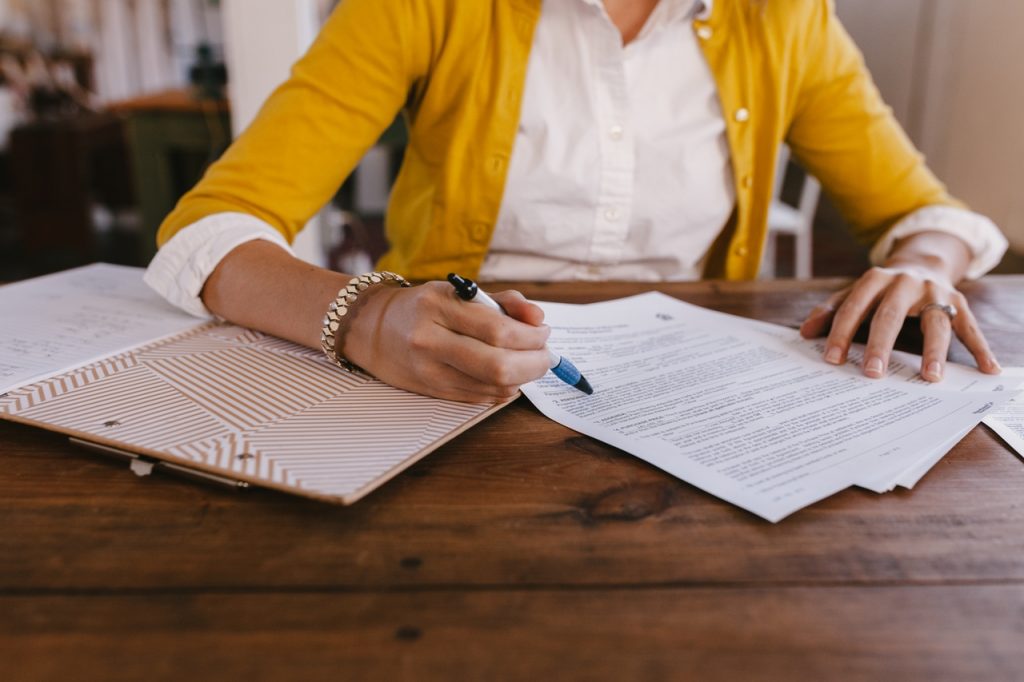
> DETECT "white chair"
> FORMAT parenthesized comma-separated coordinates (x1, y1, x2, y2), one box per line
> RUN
(760, 145, 821, 279)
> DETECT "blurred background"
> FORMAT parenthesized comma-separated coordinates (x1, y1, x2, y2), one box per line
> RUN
(0, 0, 1021, 281)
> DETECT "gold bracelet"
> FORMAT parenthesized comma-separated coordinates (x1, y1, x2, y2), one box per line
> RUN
(320, 271, 411, 373)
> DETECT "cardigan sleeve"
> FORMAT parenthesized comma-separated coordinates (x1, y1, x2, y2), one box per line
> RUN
(785, 1, 965, 248)
(155, 0, 427, 249)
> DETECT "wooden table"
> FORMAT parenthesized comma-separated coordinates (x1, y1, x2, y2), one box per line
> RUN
(3, 277, 1023, 681)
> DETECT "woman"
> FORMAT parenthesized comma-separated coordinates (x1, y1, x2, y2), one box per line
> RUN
(145, 0, 1007, 402)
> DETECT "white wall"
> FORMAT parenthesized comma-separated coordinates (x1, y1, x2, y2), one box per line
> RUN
(220, 0, 326, 266)
(922, 2, 1024, 252)
(837, 0, 1024, 253)
(93, 0, 138, 101)
(834, 0, 927, 141)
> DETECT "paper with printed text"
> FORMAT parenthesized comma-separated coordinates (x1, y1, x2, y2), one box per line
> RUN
(522, 292, 1016, 522)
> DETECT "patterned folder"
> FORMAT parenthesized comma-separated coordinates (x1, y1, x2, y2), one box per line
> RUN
(0, 323, 507, 503)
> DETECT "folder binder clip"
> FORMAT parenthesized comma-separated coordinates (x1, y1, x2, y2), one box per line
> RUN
(70, 437, 250, 491)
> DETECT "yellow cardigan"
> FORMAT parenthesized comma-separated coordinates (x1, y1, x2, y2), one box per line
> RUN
(157, 0, 960, 280)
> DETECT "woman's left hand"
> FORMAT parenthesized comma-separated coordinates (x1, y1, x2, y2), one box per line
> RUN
(799, 263, 1001, 382)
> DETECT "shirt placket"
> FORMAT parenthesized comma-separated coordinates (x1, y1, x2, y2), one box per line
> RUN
(584, 19, 635, 276)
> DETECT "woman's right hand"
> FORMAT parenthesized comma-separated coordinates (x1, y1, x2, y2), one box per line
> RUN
(342, 281, 553, 403)
(200, 242, 547, 403)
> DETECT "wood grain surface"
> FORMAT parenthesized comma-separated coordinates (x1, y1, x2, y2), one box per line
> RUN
(3, 276, 1023, 681)
(3, 587, 1023, 682)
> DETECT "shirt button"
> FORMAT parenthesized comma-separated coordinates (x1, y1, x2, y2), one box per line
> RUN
(488, 155, 505, 174)
(609, 124, 624, 141)
(471, 222, 490, 241)
(604, 207, 620, 222)
(741, 175, 753, 189)
(734, 245, 749, 258)
(696, 25, 713, 40)
(734, 107, 750, 123)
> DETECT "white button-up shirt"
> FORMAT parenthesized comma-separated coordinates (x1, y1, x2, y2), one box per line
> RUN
(481, 0, 732, 282)
(146, 0, 1006, 316)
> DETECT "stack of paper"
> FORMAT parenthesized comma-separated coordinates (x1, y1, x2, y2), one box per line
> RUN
(522, 292, 1023, 522)
(984, 368, 1024, 461)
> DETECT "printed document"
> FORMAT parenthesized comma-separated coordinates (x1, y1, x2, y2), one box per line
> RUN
(0, 263, 204, 393)
(779, 336, 1017, 491)
(984, 368, 1024, 461)
(522, 292, 1014, 522)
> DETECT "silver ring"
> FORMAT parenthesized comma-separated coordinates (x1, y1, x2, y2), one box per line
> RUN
(920, 302, 958, 320)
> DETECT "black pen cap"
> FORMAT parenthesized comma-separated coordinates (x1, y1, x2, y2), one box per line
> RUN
(447, 273, 479, 301)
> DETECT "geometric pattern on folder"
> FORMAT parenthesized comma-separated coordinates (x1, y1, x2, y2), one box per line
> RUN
(165, 432, 288, 483)
(11, 365, 226, 451)
(144, 346, 356, 431)
(0, 324, 497, 503)
(241, 386, 481, 495)
(244, 333, 324, 362)
(132, 333, 238, 361)
(5, 354, 140, 411)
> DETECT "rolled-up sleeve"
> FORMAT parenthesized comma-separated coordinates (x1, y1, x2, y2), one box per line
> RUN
(868, 205, 1008, 280)
(144, 213, 295, 317)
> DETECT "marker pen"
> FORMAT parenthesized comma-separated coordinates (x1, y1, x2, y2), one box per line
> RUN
(447, 273, 594, 395)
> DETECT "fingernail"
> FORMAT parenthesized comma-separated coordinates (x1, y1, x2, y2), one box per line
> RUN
(926, 361, 943, 380)
(865, 357, 884, 376)
(824, 346, 842, 364)
(987, 356, 1002, 373)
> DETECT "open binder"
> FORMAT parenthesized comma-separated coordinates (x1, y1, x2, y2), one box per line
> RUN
(0, 265, 510, 503)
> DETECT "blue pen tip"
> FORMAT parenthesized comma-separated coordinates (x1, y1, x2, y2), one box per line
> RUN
(551, 357, 593, 395)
